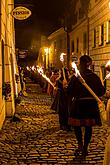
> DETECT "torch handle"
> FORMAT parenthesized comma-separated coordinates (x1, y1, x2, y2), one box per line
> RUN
(62, 67, 66, 81)
(79, 76, 102, 103)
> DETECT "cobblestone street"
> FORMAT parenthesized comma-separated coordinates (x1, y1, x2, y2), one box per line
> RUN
(0, 78, 109, 165)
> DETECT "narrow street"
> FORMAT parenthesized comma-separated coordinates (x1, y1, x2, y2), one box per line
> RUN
(0, 78, 109, 165)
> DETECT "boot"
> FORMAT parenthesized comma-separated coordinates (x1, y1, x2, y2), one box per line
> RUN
(74, 143, 83, 156)
(82, 144, 88, 157)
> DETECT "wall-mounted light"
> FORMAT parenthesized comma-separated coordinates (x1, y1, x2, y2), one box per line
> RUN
(108, 1, 110, 8)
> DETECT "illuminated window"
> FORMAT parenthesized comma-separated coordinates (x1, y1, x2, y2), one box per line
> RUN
(99, 24, 104, 46)
(106, 21, 110, 43)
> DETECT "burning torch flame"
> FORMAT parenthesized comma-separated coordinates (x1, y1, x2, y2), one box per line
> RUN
(105, 73, 110, 79)
(105, 60, 110, 68)
(105, 60, 110, 71)
(71, 62, 103, 104)
(32, 66, 35, 71)
(26, 66, 30, 71)
(37, 67, 55, 88)
(71, 62, 81, 77)
(103, 73, 110, 82)
(103, 60, 110, 81)
(60, 53, 66, 62)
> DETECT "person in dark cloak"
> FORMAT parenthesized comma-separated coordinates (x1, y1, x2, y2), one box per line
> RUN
(51, 67, 71, 131)
(67, 55, 105, 157)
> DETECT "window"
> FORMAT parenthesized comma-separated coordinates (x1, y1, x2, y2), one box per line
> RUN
(54, 41, 56, 52)
(64, 37, 66, 49)
(106, 21, 110, 43)
(76, 38, 79, 53)
(99, 24, 104, 46)
(2, 40, 5, 85)
(74, 12, 78, 24)
(83, 32, 87, 50)
(71, 40, 74, 52)
(79, 8, 84, 19)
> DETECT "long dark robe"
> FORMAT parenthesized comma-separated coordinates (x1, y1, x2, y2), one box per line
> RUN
(51, 77, 68, 127)
(67, 69, 105, 126)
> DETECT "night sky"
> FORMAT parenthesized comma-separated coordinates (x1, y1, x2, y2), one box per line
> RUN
(14, 0, 71, 49)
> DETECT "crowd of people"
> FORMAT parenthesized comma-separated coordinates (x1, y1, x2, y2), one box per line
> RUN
(50, 55, 106, 158)
(22, 55, 110, 162)
(47, 55, 110, 162)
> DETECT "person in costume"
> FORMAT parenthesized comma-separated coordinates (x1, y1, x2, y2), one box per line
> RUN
(67, 55, 105, 157)
(51, 67, 71, 131)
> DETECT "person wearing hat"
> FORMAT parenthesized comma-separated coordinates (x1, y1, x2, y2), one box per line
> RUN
(67, 55, 105, 157)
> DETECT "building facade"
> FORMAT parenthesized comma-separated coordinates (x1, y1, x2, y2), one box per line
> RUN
(70, 0, 89, 63)
(89, 0, 110, 90)
(70, 0, 110, 90)
(0, 0, 20, 128)
(38, 0, 110, 90)
(48, 28, 67, 69)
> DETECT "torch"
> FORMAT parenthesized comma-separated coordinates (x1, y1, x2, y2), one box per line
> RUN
(37, 67, 55, 89)
(103, 60, 110, 81)
(60, 53, 68, 87)
(105, 60, 110, 71)
(71, 62, 106, 122)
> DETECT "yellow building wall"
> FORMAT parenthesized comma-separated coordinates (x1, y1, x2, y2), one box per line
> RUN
(0, 0, 18, 128)
(89, 0, 110, 90)
(70, 19, 88, 59)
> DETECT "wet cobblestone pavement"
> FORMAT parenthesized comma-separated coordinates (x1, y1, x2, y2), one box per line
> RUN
(0, 78, 109, 165)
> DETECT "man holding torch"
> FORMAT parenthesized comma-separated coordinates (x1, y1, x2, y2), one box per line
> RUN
(66, 55, 105, 157)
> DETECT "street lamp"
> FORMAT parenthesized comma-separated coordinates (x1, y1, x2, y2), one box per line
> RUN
(109, 1, 110, 8)
(44, 47, 49, 70)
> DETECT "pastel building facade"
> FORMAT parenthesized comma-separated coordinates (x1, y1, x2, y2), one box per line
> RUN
(0, 0, 20, 128)
(70, 0, 110, 90)
(48, 28, 67, 69)
(89, 0, 110, 90)
(38, 0, 110, 90)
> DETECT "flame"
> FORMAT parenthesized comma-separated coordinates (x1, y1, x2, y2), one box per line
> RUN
(26, 66, 30, 70)
(105, 73, 110, 79)
(71, 62, 81, 77)
(60, 53, 66, 62)
(105, 60, 110, 68)
(37, 67, 55, 88)
(32, 66, 35, 71)
(105, 60, 110, 71)
(37, 67, 43, 74)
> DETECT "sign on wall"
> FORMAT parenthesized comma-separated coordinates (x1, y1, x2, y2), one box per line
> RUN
(11, 6, 31, 20)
